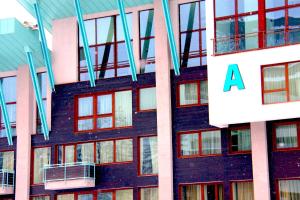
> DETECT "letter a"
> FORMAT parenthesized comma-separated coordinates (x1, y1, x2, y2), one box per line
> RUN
(223, 64, 245, 92)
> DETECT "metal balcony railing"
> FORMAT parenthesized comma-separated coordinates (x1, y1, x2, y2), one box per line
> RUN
(43, 162, 95, 183)
(0, 169, 14, 188)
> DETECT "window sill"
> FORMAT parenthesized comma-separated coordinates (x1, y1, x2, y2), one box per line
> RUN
(178, 154, 223, 159)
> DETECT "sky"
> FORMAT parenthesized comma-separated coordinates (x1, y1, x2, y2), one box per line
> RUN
(0, 0, 53, 49)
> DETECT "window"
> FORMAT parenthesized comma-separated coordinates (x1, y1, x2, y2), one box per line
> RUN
(139, 9, 155, 73)
(278, 179, 300, 200)
(33, 147, 51, 184)
(37, 72, 47, 134)
(231, 181, 254, 200)
(179, 1, 207, 67)
(273, 122, 300, 150)
(229, 127, 251, 153)
(57, 139, 133, 165)
(179, 130, 222, 157)
(262, 61, 300, 104)
(79, 14, 132, 80)
(139, 136, 158, 176)
(57, 194, 75, 200)
(75, 90, 132, 132)
(0, 151, 14, 171)
(181, 183, 224, 200)
(31, 196, 50, 200)
(0, 76, 16, 138)
(98, 189, 133, 200)
(138, 87, 157, 111)
(178, 80, 208, 107)
(140, 187, 158, 200)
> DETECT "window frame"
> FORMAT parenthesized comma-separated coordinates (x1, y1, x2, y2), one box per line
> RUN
(261, 60, 300, 105)
(230, 180, 254, 200)
(74, 89, 132, 133)
(179, 181, 224, 200)
(228, 126, 252, 155)
(36, 72, 47, 134)
(177, 129, 222, 158)
(176, 80, 208, 108)
(276, 177, 300, 200)
(137, 85, 157, 112)
(272, 121, 300, 151)
(30, 195, 51, 200)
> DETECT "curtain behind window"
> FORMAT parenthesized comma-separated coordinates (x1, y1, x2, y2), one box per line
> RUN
(57, 194, 75, 200)
(115, 91, 132, 127)
(32, 196, 50, 200)
(98, 192, 113, 200)
(77, 143, 94, 163)
(0, 151, 14, 171)
(288, 62, 300, 101)
(140, 188, 158, 200)
(180, 83, 198, 105)
(232, 182, 254, 200)
(116, 189, 133, 200)
(96, 141, 113, 164)
(180, 133, 199, 156)
(181, 185, 200, 200)
(231, 129, 251, 151)
(116, 139, 133, 162)
(279, 180, 300, 200)
(200, 81, 208, 104)
(78, 194, 93, 200)
(140, 87, 157, 110)
(34, 148, 51, 184)
(202, 131, 221, 155)
(276, 124, 298, 149)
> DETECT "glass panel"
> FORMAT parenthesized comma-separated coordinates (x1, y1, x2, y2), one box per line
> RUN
(57, 194, 75, 200)
(97, 94, 112, 114)
(0, 151, 14, 171)
(116, 189, 133, 200)
(279, 179, 300, 200)
(140, 188, 158, 200)
(65, 145, 75, 163)
(232, 182, 254, 200)
(79, 47, 96, 67)
(231, 129, 251, 152)
(97, 17, 115, 44)
(97, 44, 115, 71)
(2, 77, 16, 102)
(97, 117, 113, 129)
(289, 62, 300, 101)
(276, 124, 298, 149)
(6, 104, 16, 123)
(117, 14, 132, 41)
(201, 130, 222, 155)
(116, 139, 133, 162)
(78, 119, 93, 131)
(96, 141, 114, 164)
(140, 136, 158, 175)
(264, 91, 287, 104)
(180, 2, 200, 32)
(98, 192, 113, 200)
(139, 87, 157, 110)
(79, 19, 96, 47)
(215, 0, 235, 17)
(180, 133, 199, 156)
(117, 67, 131, 77)
(33, 147, 51, 184)
(181, 185, 201, 200)
(181, 32, 200, 68)
(200, 80, 208, 104)
(78, 97, 93, 117)
(115, 90, 132, 127)
(180, 83, 198, 106)
(141, 39, 155, 64)
(266, 0, 285, 8)
(263, 65, 286, 90)
(117, 42, 130, 68)
(76, 143, 94, 163)
(78, 194, 93, 200)
(289, 0, 300, 5)
(216, 19, 235, 53)
(238, 0, 258, 13)
(38, 73, 47, 98)
(32, 196, 50, 200)
(200, 1, 206, 28)
(238, 15, 259, 50)
(288, 7, 300, 44)
(140, 10, 154, 38)
(266, 10, 285, 47)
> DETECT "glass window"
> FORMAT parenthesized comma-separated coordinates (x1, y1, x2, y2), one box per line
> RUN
(115, 90, 132, 127)
(278, 179, 300, 199)
(179, 81, 208, 107)
(231, 181, 254, 200)
(116, 139, 133, 162)
(180, 133, 199, 156)
(139, 87, 157, 111)
(202, 130, 222, 155)
(78, 194, 93, 200)
(140, 187, 158, 200)
(0, 151, 14, 171)
(33, 147, 51, 184)
(275, 123, 298, 149)
(266, 0, 285, 9)
(181, 183, 224, 200)
(97, 140, 114, 164)
(37, 72, 47, 134)
(180, 2, 206, 67)
(98, 189, 133, 200)
(57, 194, 75, 200)
(140, 136, 158, 175)
(77, 143, 94, 163)
(230, 128, 251, 153)
(31, 196, 50, 200)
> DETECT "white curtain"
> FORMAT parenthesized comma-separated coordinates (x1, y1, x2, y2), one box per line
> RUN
(97, 141, 113, 164)
(276, 124, 298, 149)
(139, 87, 157, 110)
(141, 137, 158, 175)
(34, 147, 51, 184)
(115, 91, 132, 127)
(200, 80, 208, 104)
(232, 182, 254, 200)
(32, 196, 50, 200)
(288, 62, 300, 101)
(77, 143, 94, 163)
(231, 129, 251, 151)
(65, 145, 75, 163)
(202, 130, 221, 155)
(180, 133, 199, 156)
(181, 185, 200, 200)
(78, 97, 93, 116)
(116, 189, 133, 200)
(97, 94, 112, 114)
(0, 151, 14, 171)
(57, 194, 75, 200)
(180, 83, 198, 105)
(141, 188, 158, 200)
(116, 139, 133, 162)
(98, 192, 113, 200)
(78, 119, 93, 131)
(279, 180, 300, 200)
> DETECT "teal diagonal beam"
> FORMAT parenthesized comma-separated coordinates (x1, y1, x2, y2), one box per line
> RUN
(161, 0, 180, 75)
(33, 0, 55, 92)
(0, 81, 13, 145)
(117, 0, 137, 81)
(74, 0, 96, 87)
(24, 46, 49, 141)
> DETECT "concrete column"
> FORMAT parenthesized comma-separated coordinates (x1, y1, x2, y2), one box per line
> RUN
(154, 0, 174, 199)
(15, 65, 34, 200)
(250, 122, 271, 200)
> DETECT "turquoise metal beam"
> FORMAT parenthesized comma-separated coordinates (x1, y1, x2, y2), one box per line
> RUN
(24, 46, 49, 140)
(161, 0, 180, 75)
(33, 0, 55, 92)
(74, 0, 96, 87)
(117, 0, 137, 81)
(0, 81, 13, 145)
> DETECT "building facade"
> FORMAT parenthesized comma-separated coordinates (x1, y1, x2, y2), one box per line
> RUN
(0, 0, 299, 200)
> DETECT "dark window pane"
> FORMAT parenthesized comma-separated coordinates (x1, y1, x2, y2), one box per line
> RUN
(181, 32, 200, 68)
(180, 2, 200, 32)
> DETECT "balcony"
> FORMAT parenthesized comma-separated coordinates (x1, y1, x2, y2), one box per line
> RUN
(0, 170, 14, 195)
(44, 162, 95, 190)
(213, 29, 300, 55)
